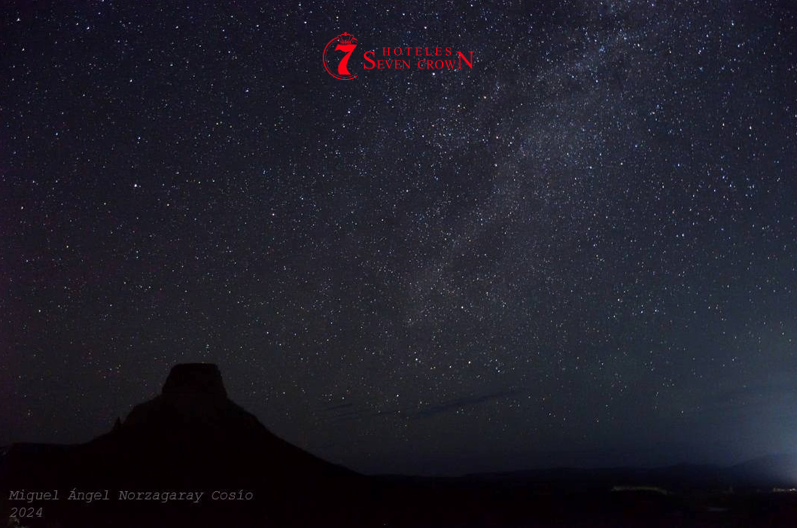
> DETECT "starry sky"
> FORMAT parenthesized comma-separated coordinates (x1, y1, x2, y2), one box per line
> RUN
(2, 0, 797, 476)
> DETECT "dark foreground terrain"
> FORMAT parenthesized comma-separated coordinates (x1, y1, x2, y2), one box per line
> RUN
(3, 364, 797, 527)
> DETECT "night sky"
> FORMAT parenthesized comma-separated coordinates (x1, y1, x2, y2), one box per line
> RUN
(2, 0, 797, 476)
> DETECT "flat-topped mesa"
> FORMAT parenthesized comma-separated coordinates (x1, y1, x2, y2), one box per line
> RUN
(162, 363, 227, 398)
(121, 363, 239, 429)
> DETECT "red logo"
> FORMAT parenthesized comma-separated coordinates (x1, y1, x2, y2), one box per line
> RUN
(322, 32, 476, 80)
(323, 32, 359, 80)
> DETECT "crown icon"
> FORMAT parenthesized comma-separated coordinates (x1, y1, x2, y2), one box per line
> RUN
(337, 32, 358, 45)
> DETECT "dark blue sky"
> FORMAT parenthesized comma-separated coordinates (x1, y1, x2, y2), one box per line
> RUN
(2, 0, 797, 475)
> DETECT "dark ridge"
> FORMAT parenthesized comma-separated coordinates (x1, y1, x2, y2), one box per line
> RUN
(4, 365, 797, 527)
(161, 363, 227, 398)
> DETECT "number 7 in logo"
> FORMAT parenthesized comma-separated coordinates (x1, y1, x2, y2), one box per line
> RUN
(323, 33, 359, 80)
(335, 44, 357, 76)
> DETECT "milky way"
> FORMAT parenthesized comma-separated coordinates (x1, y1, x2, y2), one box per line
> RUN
(2, 0, 797, 475)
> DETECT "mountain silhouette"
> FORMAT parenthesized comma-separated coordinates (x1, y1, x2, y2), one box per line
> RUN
(726, 453, 797, 488)
(110, 363, 354, 483)
(1, 363, 370, 527)
(4, 364, 797, 527)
